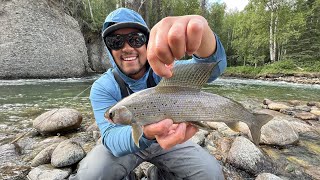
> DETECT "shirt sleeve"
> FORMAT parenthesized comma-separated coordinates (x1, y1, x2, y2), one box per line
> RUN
(90, 75, 155, 157)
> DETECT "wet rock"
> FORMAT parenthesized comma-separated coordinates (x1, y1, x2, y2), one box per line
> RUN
(227, 137, 275, 175)
(206, 122, 240, 137)
(294, 105, 311, 112)
(0, 144, 20, 164)
(33, 108, 82, 135)
(0, 165, 30, 180)
(190, 129, 208, 146)
(268, 103, 290, 111)
(307, 101, 320, 107)
(134, 162, 153, 179)
(51, 140, 86, 168)
(31, 143, 59, 167)
(294, 112, 318, 121)
(279, 108, 296, 116)
(310, 109, 320, 116)
(255, 173, 283, 180)
(27, 164, 72, 180)
(263, 99, 273, 105)
(288, 100, 301, 106)
(86, 122, 99, 132)
(304, 166, 320, 180)
(261, 120, 299, 146)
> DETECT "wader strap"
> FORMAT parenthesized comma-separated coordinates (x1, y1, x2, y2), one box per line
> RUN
(147, 68, 156, 88)
(112, 69, 156, 99)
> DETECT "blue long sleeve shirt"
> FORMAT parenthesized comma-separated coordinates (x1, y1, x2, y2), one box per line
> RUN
(90, 34, 226, 157)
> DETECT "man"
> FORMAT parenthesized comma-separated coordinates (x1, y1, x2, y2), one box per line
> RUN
(70, 8, 226, 180)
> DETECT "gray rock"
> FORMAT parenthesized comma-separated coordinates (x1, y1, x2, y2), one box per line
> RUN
(51, 140, 86, 168)
(31, 143, 59, 167)
(27, 164, 72, 180)
(33, 108, 82, 134)
(294, 112, 318, 120)
(255, 173, 283, 180)
(260, 120, 299, 146)
(190, 129, 208, 146)
(268, 103, 290, 111)
(0, 0, 89, 79)
(0, 144, 20, 164)
(227, 137, 274, 175)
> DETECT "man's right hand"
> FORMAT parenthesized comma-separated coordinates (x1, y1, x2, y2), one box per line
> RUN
(143, 119, 198, 150)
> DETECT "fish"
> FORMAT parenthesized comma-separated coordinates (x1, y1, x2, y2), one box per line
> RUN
(105, 61, 273, 148)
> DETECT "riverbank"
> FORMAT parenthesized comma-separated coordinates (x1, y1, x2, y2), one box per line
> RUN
(223, 73, 320, 85)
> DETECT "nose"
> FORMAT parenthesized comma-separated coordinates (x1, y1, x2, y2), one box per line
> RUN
(122, 41, 134, 52)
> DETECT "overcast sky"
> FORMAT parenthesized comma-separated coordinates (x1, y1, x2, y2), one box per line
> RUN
(210, 0, 249, 11)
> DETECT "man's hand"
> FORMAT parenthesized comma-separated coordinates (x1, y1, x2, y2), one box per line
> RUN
(147, 15, 216, 78)
(143, 119, 198, 150)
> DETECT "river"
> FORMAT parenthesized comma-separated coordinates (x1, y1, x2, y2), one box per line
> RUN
(0, 76, 319, 179)
(1, 76, 319, 125)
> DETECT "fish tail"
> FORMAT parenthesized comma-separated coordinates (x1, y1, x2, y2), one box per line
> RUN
(249, 113, 273, 145)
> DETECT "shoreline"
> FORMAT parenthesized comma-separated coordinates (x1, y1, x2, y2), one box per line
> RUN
(222, 74, 320, 85)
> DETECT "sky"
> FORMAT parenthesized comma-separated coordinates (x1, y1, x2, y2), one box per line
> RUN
(211, 0, 249, 11)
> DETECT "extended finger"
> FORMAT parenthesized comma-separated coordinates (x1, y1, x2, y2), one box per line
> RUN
(147, 26, 173, 78)
(186, 18, 204, 55)
(168, 21, 186, 60)
(153, 18, 175, 65)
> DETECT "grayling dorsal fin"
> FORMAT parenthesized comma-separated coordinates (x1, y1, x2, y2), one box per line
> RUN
(157, 61, 220, 90)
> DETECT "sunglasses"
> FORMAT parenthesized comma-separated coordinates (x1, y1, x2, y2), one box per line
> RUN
(104, 32, 147, 50)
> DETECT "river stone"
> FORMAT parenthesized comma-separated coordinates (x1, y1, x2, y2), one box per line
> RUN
(310, 109, 320, 116)
(0, 0, 89, 79)
(227, 137, 274, 175)
(255, 173, 283, 180)
(31, 143, 59, 167)
(260, 120, 299, 146)
(294, 112, 318, 120)
(268, 103, 290, 111)
(51, 140, 86, 168)
(0, 144, 20, 165)
(27, 164, 72, 180)
(33, 108, 82, 134)
(190, 129, 208, 146)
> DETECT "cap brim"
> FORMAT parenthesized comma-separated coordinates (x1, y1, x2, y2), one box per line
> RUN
(102, 22, 149, 39)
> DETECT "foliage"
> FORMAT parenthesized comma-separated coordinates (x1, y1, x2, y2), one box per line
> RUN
(59, 0, 319, 74)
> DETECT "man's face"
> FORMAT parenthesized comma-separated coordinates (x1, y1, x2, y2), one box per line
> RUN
(110, 28, 147, 80)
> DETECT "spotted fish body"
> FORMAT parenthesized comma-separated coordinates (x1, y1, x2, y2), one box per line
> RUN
(106, 62, 273, 147)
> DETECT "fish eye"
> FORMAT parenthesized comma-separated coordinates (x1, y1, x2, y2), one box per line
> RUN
(109, 111, 115, 119)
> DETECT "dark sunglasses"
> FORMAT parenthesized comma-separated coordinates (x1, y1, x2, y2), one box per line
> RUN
(104, 32, 147, 50)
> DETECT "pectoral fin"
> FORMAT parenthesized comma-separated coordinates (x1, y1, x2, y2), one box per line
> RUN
(225, 122, 240, 132)
(131, 122, 143, 148)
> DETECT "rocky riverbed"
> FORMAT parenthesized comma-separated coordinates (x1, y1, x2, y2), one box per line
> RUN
(0, 99, 319, 180)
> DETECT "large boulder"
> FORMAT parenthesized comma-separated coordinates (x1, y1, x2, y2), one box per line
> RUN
(0, 0, 89, 79)
(33, 108, 82, 134)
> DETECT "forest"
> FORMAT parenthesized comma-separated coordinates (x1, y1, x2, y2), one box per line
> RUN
(60, 0, 320, 75)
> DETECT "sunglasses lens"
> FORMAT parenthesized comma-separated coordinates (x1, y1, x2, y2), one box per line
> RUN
(105, 35, 125, 50)
(128, 33, 146, 48)
(105, 32, 146, 50)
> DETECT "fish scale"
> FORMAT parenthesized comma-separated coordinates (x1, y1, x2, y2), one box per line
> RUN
(105, 62, 273, 147)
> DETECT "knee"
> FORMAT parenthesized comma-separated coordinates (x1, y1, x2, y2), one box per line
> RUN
(200, 157, 224, 180)
(69, 145, 126, 180)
